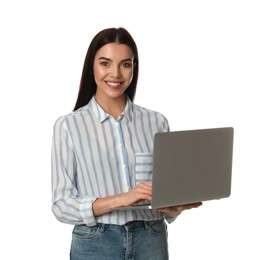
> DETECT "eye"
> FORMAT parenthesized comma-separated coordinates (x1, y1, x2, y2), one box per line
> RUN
(100, 61, 110, 67)
(121, 62, 132, 68)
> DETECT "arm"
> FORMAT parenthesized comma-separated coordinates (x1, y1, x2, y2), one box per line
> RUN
(51, 117, 152, 224)
(51, 117, 98, 226)
(92, 182, 152, 216)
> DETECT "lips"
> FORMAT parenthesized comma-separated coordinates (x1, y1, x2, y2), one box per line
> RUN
(105, 81, 124, 88)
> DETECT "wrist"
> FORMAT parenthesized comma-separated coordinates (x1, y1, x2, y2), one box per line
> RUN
(112, 194, 125, 209)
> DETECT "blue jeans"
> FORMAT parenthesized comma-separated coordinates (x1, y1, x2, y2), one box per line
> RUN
(70, 219, 169, 260)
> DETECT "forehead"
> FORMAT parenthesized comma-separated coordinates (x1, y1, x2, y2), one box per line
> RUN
(95, 43, 134, 60)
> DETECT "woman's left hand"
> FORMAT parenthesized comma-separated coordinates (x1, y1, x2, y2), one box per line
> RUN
(157, 202, 203, 218)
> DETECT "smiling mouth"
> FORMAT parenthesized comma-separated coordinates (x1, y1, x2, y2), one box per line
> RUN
(105, 81, 124, 87)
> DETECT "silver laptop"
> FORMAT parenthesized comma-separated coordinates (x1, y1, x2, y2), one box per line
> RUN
(117, 127, 234, 210)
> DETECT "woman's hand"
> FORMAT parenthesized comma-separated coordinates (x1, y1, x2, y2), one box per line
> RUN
(119, 182, 152, 207)
(93, 182, 152, 216)
(157, 202, 203, 218)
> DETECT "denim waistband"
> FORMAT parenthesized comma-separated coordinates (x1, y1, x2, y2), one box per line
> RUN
(78, 219, 164, 232)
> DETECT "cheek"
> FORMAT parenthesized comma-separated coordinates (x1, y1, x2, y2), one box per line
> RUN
(128, 71, 134, 84)
(125, 69, 134, 82)
(93, 65, 106, 81)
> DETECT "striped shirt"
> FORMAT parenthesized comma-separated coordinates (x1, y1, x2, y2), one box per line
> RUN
(51, 97, 171, 226)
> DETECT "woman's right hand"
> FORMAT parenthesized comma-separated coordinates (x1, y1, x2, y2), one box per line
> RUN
(119, 182, 152, 207)
(92, 182, 152, 216)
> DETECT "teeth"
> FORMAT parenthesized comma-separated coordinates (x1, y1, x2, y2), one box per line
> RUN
(107, 81, 121, 87)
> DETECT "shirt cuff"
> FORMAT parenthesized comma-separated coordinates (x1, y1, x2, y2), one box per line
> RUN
(80, 197, 98, 226)
(164, 216, 177, 224)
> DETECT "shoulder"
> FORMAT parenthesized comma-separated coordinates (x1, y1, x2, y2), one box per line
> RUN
(53, 104, 89, 130)
(133, 103, 167, 119)
(133, 103, 170, 131)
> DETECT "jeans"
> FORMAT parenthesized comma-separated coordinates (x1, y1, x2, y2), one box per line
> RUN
(70, 219, 169, 260)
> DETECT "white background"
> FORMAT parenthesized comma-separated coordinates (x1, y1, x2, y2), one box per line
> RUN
(1, 0, 268, 259)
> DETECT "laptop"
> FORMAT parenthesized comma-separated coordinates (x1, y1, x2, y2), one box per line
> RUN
(117, 127, 234, 210)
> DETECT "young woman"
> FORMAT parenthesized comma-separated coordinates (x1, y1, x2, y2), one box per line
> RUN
(51, 27, 202, 260)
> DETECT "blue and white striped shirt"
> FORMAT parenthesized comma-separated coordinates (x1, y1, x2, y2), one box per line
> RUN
(51, 97, 170, 226)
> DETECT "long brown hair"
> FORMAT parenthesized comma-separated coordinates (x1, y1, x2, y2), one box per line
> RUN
(73, 27, 139, 111)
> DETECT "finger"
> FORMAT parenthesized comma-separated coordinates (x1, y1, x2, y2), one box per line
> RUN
(181, 202, 202, 211)
(185, 202, 203, 208)
(134, 185, 152, 200)
(135, 182, 152, 193)
(176, 206, 184, 211)
(157, 208, 169, 214)
(139, 182, 152, 188)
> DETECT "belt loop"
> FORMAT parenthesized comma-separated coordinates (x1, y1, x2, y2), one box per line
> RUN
(144, 221, 149, 231)
(99, 223, 105, 233)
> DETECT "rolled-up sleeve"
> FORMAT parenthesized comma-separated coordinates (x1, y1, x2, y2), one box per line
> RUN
(51, 117, 97, 226)
(161, 114, 170, 133)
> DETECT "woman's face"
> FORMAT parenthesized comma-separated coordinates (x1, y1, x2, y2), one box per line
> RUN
(93, 43, 134, 102)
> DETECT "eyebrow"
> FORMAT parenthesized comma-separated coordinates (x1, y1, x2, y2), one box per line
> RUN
(98, 57, 133, 62)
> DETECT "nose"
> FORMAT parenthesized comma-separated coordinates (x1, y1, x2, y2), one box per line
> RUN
(111, 65, 122, 78)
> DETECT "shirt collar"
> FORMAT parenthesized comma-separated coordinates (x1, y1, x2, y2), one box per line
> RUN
(88, 96, 133, 123)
